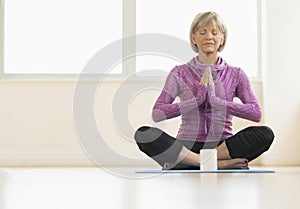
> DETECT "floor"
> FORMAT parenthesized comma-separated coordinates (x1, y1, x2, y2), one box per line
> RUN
(0, 167, 299, 209)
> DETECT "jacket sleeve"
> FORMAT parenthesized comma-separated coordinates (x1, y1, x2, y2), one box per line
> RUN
(211, 69, 262, 122)
(152, 67, 207, 122)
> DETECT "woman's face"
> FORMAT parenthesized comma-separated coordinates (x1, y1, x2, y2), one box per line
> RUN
(192, 22, 224, 55)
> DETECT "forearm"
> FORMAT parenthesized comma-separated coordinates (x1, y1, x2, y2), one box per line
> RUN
(210, 95, 262, 122)
(207, 70, 261, 122)
(225, 101, 262, 122)
(152, 103, 181, 122)
(152, 87, 207, 122)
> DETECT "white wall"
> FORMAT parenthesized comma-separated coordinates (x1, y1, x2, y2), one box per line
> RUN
(261, 0, 300, 165)
(0, 80, 262, 167)
(0, 81, 92, 166)
(0, 0, 299, 167)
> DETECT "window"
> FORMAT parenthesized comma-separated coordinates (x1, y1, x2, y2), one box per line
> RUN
(2, 0, 122, 76)
(1, 0, 260, 79)
(136, 0, 259, 78)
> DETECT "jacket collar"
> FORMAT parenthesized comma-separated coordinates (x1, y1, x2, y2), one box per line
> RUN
(186, 56, 226, 77)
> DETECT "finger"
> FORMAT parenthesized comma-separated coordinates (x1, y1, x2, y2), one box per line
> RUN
(200, 70, 209, 86)
(209, 73, 214, 85)
(205, 66, 211, 74)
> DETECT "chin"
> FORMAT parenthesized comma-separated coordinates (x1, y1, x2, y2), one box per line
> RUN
(201, 50, 215, 55)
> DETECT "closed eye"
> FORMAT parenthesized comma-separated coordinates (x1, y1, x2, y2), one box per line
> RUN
(199, 29, 219, 36)
(200, 30, 206, 35)
(212, 30, 218, 35)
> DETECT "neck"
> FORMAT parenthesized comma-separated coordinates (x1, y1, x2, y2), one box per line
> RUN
(198, 52, 218, 64)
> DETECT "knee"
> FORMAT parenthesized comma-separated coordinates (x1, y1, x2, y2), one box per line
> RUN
(134, 126, 162, 143)
(135, 126, 150, 135)
(134, 126, 150, 143)
(134, 126, 160, 144)
(259, 126, 275, 149)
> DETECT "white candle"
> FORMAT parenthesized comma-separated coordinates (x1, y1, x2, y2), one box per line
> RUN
(200, 149, 218, 170)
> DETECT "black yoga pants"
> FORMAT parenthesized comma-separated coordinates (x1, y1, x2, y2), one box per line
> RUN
(134, 126, 274, 166)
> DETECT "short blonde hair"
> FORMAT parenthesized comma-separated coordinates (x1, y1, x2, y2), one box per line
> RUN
(189, 11, 227, 52)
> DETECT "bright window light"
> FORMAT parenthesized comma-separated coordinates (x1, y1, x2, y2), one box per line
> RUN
(4, 0, 122, 74)
(136, 0, 258, 78)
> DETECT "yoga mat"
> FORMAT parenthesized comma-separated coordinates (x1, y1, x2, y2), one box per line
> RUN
(136, 167, 274, 173)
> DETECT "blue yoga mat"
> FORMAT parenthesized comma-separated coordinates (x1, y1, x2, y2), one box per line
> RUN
(136, 167, 274, 173)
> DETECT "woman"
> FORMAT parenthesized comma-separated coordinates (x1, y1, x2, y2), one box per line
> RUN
(134, 11, 274, 170)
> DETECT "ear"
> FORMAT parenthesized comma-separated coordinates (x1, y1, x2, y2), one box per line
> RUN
(191, 33, 196, 44)
(220, 34, 224, 45)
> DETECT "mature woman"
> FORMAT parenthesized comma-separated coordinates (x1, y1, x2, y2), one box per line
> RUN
(134, 11, 274, 170)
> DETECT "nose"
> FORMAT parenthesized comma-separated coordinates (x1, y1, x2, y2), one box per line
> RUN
(205, 32, 213, 39)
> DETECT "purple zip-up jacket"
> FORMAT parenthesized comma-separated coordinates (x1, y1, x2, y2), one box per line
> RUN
(152, 56, 262, 142)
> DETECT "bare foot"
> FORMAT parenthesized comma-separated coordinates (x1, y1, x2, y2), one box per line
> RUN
(163, 162, 198, 170)
(163, 158, 248, 170)
(218, 158, 249, 170)
(162, 162, 188, 170)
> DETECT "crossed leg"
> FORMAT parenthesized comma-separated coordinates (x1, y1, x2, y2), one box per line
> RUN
(163, 142, 248, 170)
(134, 126, 274, 170)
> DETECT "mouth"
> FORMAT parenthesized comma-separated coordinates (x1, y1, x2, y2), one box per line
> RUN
(204, 43, 214, 46)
